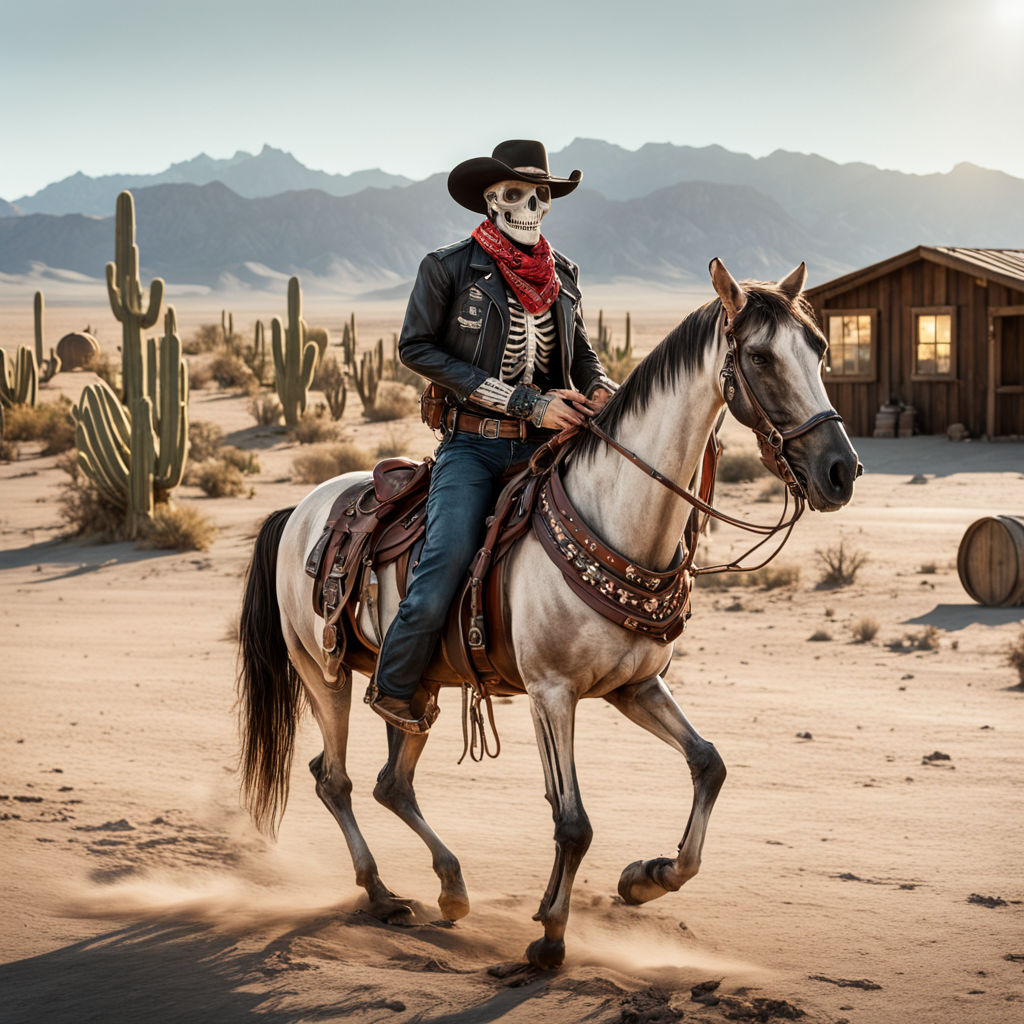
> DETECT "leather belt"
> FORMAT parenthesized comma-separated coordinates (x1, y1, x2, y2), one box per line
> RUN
(447, 408, 533, 440)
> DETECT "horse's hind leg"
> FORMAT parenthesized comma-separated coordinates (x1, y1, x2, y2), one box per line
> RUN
(288, 641, 413, 924)
(373, 722, 470, 922)
(605, 674, 726, 905)
(525, 682, 592, 970)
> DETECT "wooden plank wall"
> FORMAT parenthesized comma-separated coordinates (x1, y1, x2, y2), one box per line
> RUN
(811, 258, 1024, 436)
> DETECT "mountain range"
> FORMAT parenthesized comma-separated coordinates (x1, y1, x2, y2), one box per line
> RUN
(2, 139, 1021, 293)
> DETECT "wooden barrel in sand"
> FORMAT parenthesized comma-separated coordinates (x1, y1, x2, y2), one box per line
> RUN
(957, 516, 1024, 606)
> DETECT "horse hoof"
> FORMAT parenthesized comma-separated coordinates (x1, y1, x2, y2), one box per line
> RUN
(617, 857, 675, 905)
(526, 936, 565, 970)
(439, 888, 470, 922)
(368, 894, 415, 926)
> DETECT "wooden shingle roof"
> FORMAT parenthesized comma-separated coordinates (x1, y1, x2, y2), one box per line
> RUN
(806, 246, 1024, 300)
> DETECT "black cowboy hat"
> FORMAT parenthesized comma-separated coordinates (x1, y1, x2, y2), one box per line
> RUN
(447, 140, 582, 214)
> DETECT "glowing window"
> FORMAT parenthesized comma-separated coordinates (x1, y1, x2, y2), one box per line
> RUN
(826, 312, 874, 378)
(915, 312, 953, 377)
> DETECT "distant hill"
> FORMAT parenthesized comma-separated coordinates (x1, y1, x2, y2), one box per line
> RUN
(0, 198, 20, 217)
(551, 139, 1024, 266)
(0, 176, 835, 290)
(13, 145, 413, 216)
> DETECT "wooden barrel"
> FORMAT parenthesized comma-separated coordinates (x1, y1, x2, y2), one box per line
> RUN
(957, 516, 1024, 606)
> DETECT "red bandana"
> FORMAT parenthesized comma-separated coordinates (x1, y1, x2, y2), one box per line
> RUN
(471, 219, 561, 315)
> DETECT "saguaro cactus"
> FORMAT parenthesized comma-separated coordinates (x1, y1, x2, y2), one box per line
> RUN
(0, 346, 38, 408)
(341, 312, 357, 370)
(74, 305, 189, 537)
(34, 292, 61, 382)
(271, 276, 318, 427)
(353, 337, 383, 414)
(106, 191, 164, 403)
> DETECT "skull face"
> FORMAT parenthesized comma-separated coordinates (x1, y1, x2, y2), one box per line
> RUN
(484, 179, 551, 246)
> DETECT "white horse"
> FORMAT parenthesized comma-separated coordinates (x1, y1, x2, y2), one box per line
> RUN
(238, 259, 860, 969)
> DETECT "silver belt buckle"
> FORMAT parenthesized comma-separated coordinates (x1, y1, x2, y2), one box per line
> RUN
(480, 419, 500, 439)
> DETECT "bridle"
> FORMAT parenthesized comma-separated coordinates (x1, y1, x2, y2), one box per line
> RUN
(581, 309, 844, 576)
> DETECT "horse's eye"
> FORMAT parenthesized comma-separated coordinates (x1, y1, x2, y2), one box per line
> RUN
(749, 353, 770, 366)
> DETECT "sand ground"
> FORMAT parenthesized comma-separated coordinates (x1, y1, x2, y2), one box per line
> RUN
(2, 293, 1023, 1024)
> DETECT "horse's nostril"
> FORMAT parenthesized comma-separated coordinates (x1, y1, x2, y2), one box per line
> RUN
(828, 457, 854, 494)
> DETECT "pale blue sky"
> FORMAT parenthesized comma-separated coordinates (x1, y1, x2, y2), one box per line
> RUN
(2, 0, 1022, 200)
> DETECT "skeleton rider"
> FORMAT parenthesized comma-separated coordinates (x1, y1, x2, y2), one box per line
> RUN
(366, 139, 617, 733)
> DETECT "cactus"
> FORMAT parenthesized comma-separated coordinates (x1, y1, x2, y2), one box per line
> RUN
(616, 312, 633, 361)
(73, 305, 189, 537)
(221, 309, 234, 347)
(341, 313, 357, 370)
(353, 337, 383, 414)
(34, 292, 61, 382)
(248, 319, 268, 384)
(0, 345, 38, 408)
(271, 276, 318, 427)
(106, 191, 164, 404)
(316, 354, 348, 421)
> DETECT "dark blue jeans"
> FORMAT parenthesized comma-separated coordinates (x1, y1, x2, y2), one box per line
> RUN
(374, 433, 542, 700)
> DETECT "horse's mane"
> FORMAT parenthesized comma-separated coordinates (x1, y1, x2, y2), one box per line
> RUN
(576, 283, 826, 462)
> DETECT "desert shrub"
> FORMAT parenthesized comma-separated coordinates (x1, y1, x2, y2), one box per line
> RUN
(808, 629, 832, 642)
(852, 617, 880, 643)
(717, 450, 763, 483)
(374, 431, 410, 459)
(755, 478, 786, 502)
(0, 439, 18, 461)
(141, 503, 217, 551)
(292, 442, 374, 484)
(289, 410, 341, 444)
(816, 541, 868, 587)
(192, 459, 246, 498)
(602, 351, 638, 385)
(182, 324, 222, 355)
(209, 352, 258, 392)
(188, 362, 213, 390)
(86, 350, 121, 392)
(1007, 629, 1024, 685)
(695, 571, 746, 591)
(219, 445, 260, 475)
(4, 397, 75, 454)
(249, 394, 282, 426)
(919, 561, 938, 574)
(56, 454, 126, 541)
(915, 626, 941, 651)
(188, 420, 224, 462)
(366, 381, 418, 422)
(749, 564, 801, 590)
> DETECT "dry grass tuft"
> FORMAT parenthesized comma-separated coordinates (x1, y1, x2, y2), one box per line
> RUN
(188, 362, 214, 390)
(717, 450, 764, 483)
(292, 442, 374, 484)
(366, 382, 418, 422)
(219, 445, 260, 475)
(816, 541, 868, 588)
(141, 503, 217, 551)
(56, 454, 127, 541)
(919, 561, 938, 575)
(852, 617, 880, 643)
(808, 629, 833, 642)
(4, 397, 76, 454)
(1006, 629, 1024, 685)
(915, 626, 941, 651)
(192, 459, 247, 498)
(0, 439, 17, 461)
(289, 410, 341, 444)
(188, 420, 225, 462)
(748, 564, 801, 590)
(182, 324, 223, 355)
(209, 353, 258, 392)
(249, 395, 282, 426)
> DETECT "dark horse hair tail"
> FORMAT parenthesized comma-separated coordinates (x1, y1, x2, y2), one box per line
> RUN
(238, 507, 300, 837)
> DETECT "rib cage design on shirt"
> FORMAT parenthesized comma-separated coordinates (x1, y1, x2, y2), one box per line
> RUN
(501, 289, 557, 386)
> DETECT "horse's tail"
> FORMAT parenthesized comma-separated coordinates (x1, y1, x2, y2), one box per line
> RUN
(238, 506, 300, 837)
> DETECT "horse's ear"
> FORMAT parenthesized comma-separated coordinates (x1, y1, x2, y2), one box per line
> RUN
(709, 258, 746, 319)
(778, 262, 807, 299)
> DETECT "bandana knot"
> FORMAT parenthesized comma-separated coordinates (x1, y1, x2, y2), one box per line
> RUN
(471, 220, 560, 315)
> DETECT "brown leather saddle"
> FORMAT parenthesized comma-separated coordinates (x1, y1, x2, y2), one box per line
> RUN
(303, 454, 541, 696)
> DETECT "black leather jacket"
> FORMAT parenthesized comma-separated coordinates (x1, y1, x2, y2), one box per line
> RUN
(398, 237, 611, 405)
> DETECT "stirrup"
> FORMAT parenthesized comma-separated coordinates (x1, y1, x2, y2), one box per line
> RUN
(364, 678, 440, 735)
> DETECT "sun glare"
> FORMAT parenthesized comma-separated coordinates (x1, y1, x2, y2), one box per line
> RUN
(994, 0, 1024, 27)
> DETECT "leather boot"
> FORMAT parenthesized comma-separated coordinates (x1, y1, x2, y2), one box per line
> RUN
(364, 679, 439, 734)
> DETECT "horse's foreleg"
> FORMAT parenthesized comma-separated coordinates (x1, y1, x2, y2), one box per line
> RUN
(605, 674, 726, 905)
(526, 684, 592, 969)
(291, 643, 412, 925)
(373, 721, 470, 922)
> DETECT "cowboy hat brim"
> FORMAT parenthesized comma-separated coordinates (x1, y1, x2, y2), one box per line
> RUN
(448, 157, 582, 214)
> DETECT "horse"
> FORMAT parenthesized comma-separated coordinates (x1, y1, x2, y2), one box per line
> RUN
(237, 258, 860, 970)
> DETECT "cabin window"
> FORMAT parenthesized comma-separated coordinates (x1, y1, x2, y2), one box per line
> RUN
(912, 307, 956, 379)
(825, 309, 876, 381)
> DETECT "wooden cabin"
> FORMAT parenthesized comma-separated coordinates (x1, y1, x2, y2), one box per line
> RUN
(804, 247, 1024, 438)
